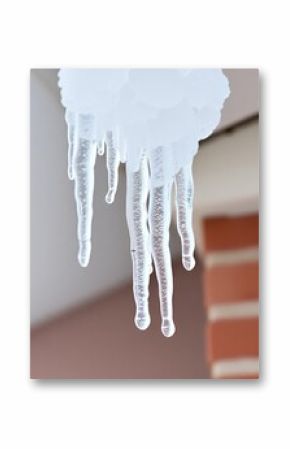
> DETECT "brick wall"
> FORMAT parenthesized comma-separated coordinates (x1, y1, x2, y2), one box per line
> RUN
(202, 214, 259, 379)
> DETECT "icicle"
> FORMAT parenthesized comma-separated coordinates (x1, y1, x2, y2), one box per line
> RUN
(149, 181, 175, 337)
(58, 68, 230, 337)
(175, 162, 195, 271)
(105, 131, 120, 204)
(65, 111, 76, 180)
(73, 114, 97, 267)
(97, 139, 105, 156)
(149, 146, 175, 337)
(126, 155, 151, 330)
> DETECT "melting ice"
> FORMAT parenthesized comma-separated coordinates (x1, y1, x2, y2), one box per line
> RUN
(58, 69, 230, 337)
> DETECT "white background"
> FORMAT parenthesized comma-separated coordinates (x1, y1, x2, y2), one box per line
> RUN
(0, 1, 289, 448)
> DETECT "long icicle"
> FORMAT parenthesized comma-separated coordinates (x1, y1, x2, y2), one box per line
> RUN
(149, 146, 175, 337)
(126, 154, 151, 330)
(150, 182, 175, 337)
(73, 114, 97, 267)
(175, 162, 195, 270)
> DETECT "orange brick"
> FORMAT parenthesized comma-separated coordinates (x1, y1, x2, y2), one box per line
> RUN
(203, 214, 259, 252)
(204, 262, 259, 306)
(207, 318, 259, 362)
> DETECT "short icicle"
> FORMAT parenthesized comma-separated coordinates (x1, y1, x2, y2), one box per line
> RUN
(65, 110, 76, 181)
(175, 162, 195, 271)
(105, 131, 120, 204)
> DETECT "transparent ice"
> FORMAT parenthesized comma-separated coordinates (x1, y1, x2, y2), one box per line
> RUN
(58, 68, 230, 337)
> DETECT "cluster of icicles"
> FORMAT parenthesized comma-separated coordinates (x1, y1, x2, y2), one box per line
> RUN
(58, 69, 230, 337)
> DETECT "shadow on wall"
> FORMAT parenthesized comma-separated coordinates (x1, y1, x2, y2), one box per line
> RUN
(31, 259, 208, 380)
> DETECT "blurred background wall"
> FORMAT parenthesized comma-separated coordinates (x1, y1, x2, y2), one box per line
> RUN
(30, 69, 259, 379)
